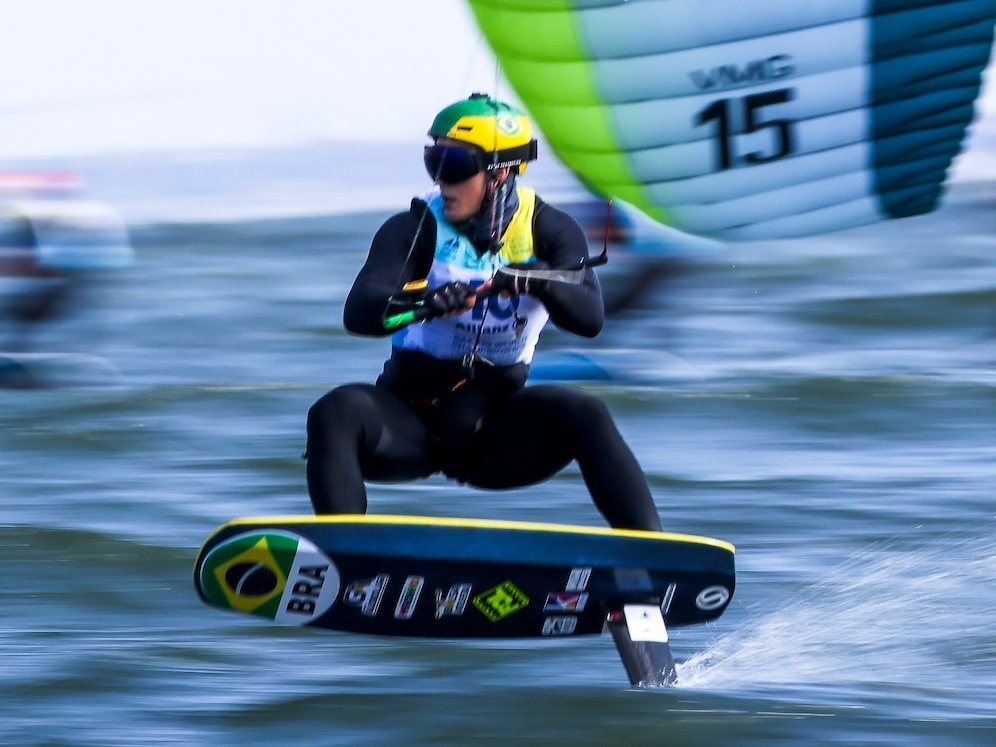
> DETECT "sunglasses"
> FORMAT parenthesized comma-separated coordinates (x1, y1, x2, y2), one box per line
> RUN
(423, 144, 489, 184)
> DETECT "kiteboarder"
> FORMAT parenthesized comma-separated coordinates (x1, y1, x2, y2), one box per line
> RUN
(305, 93, 662, 531)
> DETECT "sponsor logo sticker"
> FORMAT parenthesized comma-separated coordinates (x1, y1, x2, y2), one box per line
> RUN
(435, 583, 473, 618)
(695, 585, 731, 611)
(472, 581, 529, 622)
(344, 574, 389, 617)
(394, 576, 424, 620)
(198, 530, 339, 626)
(495, 113, 521, 136)
(542, 616, 578, 636)
(623, 604, 669, 643)
(661, 582, 678, 616)
(543, 592, 588, 614)
(566, 567, 591, 592)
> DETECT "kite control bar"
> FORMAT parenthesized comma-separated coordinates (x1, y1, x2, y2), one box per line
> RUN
(383, 198, 612, 333)
(381, 279, 497, 332)
(381, 249, 608, 332)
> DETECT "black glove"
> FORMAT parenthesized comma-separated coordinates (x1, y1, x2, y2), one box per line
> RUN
(491, 260, 549, 297)
(425, 281, 477, 317)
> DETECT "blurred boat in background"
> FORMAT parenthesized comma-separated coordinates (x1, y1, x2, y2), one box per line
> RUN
(1, 171, 132, 318)
(0, 170, 132, 386)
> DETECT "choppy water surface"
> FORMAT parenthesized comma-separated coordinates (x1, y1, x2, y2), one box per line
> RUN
(1, 163, 995, 745)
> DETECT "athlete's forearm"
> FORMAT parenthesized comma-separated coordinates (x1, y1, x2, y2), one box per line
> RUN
(533, 203, 605, 337)
(540, 272, 604, 337)
(344, 211, 433, 336)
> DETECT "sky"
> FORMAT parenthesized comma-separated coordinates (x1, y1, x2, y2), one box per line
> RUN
(0, 0, 500, 158)
(1, 0, 994, 171)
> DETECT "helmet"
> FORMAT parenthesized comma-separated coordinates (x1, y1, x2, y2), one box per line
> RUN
(428, 93, 538, 174)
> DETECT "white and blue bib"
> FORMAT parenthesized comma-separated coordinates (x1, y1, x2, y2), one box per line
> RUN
(392, 186, 549, 366)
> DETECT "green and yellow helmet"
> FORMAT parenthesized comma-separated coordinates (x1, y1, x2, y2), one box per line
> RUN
(428, 93, 538, 174)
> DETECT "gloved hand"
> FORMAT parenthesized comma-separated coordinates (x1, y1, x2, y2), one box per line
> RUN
(491, 260, 549, 297)
(425, 281, 477, 317)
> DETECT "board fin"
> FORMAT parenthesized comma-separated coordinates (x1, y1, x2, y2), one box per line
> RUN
(606, 603, 677, 687)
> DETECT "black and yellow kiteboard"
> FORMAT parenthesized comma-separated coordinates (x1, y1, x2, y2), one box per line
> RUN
(193, 514, 735, 686)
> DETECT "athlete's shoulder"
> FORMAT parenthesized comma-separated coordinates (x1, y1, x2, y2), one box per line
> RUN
(382, 197, 433, 228)
(531, 194, 585, 244)
(373, 198, 436, 246)
(531, 194, 577, 225)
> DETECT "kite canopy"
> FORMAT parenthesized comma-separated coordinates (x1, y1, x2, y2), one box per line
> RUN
(467, 0, 996, 239)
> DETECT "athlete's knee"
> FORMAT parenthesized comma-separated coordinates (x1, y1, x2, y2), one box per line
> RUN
(307, 384, 370, 435)
(556, 387, 616, 432)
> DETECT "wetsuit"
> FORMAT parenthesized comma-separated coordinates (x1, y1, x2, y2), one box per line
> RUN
(305, 189, 662, 531)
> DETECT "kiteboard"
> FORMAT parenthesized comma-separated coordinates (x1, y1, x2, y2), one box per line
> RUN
(194, 514, 735, 686)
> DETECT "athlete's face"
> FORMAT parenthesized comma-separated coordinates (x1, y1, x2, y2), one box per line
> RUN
(439, 170, 488, 223)
(430, 138, 511, 223)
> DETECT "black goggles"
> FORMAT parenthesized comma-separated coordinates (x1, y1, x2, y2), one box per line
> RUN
(423, 144, 489, 184)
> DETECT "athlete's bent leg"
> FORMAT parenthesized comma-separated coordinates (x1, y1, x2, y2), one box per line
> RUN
(466, 385, 662, 531)
(305, 383, 438, 514)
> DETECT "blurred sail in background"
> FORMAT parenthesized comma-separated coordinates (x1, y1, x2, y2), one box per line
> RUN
(467, 0, 996, 240)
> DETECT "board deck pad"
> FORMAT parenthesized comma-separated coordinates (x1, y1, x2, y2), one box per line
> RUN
(194, 515, 735, 639)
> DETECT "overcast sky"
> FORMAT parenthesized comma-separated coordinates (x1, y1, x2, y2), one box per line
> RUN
(0, 0, 499, 158)
(1, 0, 993, 165)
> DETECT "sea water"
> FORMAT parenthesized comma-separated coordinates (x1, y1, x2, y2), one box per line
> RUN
(1, 145, 994, 745)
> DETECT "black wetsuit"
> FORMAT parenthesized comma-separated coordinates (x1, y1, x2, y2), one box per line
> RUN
(306, 195, 662, 531)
